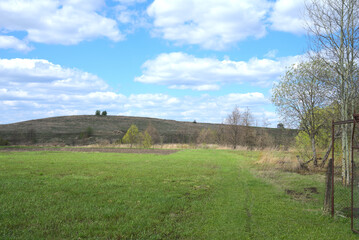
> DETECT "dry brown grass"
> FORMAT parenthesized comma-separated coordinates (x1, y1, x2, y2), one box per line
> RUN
(54, 143, 256, 150)
(256, 148, 331, 174)
(256, 149, 302, 173)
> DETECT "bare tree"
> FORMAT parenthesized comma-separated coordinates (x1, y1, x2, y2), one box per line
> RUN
(215, 123, 226, 145)
(272, 60, 328, 166)
(241, 107, 255, 148)
(225, 106, 242, 149)
(306, 0, 359, 183)
(146, 123, 160, 144)
(240, 107, 253, 126)
(197, 128, 216, 144)
(261, 115, 270, 128)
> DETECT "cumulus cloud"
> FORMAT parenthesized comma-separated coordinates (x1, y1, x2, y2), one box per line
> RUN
(0, 58, 277, 125)
(0, 58, 107, 93)
(269, 0, 307, 34)
(147, 0, 271, 50)
(0, 0, 123, 46)
(0, 35, 32, 52)
(135, 52, 302, 90)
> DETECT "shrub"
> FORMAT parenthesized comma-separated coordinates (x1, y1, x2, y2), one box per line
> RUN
(26, 129, 37, 144)
(122, 125, 139, 148)
(95, 110, 101, 116)
(141, 131, 152, 148)
(146, 123, 160, 144)
(80, 127, 94, 139)
(101, 110, 107, 116)
(0, 137, 9, 146)
(197, 128, 216, 144)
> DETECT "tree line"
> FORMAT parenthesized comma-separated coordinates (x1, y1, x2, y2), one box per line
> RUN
(118, 115, 292, 149)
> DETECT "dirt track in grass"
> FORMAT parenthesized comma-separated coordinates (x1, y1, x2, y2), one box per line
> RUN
(0, 147, 178, 155)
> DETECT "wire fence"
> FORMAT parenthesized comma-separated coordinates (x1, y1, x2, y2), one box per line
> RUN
(353, 148, 359, 231)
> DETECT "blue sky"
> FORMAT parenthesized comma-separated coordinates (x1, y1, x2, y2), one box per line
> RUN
(0, 0, 307, 126)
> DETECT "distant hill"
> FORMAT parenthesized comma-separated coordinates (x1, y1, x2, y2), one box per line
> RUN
(0, 115, 297, 147)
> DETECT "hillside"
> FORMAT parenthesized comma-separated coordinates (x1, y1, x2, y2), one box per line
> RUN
(0, 115, 297, 147)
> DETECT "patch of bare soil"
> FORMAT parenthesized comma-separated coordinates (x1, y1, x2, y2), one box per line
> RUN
(0, 147, 178, 155)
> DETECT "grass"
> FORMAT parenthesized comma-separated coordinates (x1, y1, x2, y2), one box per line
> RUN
(0, 149, 357, 239)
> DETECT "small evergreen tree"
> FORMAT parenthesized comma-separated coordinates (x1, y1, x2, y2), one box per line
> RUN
(95, 110, 101, 116)
(101, 110, 107, 116)
(122, 125, 139, 148)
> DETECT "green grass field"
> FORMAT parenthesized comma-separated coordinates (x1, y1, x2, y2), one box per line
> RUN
(0, 149, 356, 239)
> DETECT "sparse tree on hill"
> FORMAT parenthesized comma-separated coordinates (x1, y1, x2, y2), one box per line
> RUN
(141, 131, 152, 148)
(262, 115, 270, 128)
(101, 110, 107, 116)
(225, 106, 242, 149)
(146, 123, 160, 144)
(197, 128, 216, 144)
(122, 124, 139, 148)
(95, 110, 101, 116)
(26, 129, 37, 144)
(215, 124, 226, 145)
(0, 137, 9, 146)
(241, 107, 255, 147)
(80, 127, 94, 139)
(240, 107, 253, 127)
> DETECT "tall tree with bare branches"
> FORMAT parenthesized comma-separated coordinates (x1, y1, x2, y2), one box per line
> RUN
(272, 60, 328, 166)
(306, 0, 359, 184)
(225, 106, 242, 149)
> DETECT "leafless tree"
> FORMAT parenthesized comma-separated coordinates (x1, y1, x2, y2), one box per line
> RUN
(146, 123, 160, 144)
(197, 128, 216, 144)
(241, 107, 255, 148)
(225, 106, 242, 149)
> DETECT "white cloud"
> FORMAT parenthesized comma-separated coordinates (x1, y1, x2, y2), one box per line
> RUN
(0, 35, 32, 52)
(147, 0, 271, 50)
(135, 52, 302, 90)
(0, 58, 277, 125)
(0, 58, 108, 95)
(114, 0, 150, 34)
(269, 0, 307, 34)
(115, 0, 147, 5)
(264, 49, 278, 58)
(0, 0, 123, 45)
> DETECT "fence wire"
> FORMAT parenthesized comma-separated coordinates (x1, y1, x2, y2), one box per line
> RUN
(330, 154, 349, 217)
(353, 148, 359, 231)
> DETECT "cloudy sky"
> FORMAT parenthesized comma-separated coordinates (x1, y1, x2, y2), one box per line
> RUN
(0, 0, 307, 126)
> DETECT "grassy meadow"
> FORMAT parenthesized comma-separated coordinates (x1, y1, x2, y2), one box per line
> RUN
(0, 149, 357, 239)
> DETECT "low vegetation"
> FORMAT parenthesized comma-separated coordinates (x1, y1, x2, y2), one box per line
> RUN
(0, 115, 297, 148)
(0, 149, 356, 239)
(0, 137, 9, 146)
